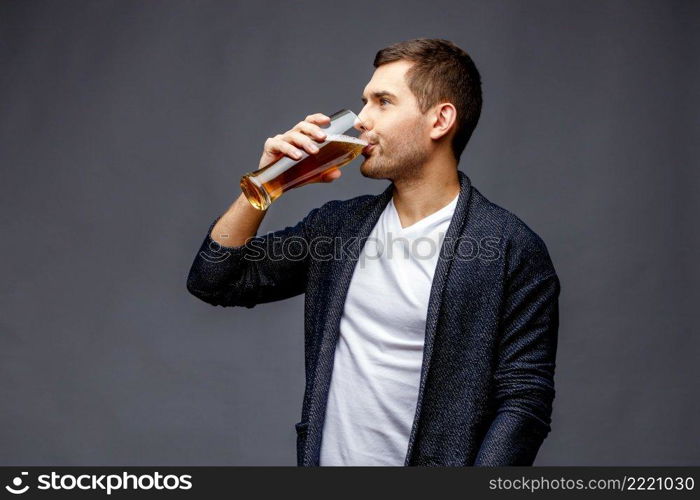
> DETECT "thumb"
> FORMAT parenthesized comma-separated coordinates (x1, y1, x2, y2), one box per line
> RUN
(320, 168, 342, 182)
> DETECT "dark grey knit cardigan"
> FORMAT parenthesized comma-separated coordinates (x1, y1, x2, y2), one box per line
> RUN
(186, 169, 560, 466)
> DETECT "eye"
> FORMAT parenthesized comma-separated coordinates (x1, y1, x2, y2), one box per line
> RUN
(379, 98, 390, 106)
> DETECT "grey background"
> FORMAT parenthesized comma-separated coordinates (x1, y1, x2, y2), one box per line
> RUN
(1, 0, 698, 465)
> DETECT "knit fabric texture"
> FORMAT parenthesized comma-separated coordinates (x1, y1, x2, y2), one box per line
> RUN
(186, 169, 560, 466)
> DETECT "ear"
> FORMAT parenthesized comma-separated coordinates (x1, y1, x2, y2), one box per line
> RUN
(429, 103, 457, 141)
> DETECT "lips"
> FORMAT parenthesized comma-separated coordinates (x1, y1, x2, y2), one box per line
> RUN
(362, 143, 377, 156)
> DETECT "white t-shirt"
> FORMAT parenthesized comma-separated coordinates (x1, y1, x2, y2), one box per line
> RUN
(319, 193, 459, 466)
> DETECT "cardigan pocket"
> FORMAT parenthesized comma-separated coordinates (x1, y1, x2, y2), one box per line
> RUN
(294, 421, 309, 466)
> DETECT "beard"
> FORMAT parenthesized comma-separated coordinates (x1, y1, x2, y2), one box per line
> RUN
(359, 129, 429, 183)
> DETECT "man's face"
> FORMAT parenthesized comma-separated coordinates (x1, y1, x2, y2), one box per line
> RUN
(356, 60, 431, 182)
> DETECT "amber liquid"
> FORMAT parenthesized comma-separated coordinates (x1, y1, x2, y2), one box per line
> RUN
(240, 135, 366, 210)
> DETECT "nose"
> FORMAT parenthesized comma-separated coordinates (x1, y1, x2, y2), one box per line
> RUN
(354, 110, 371, 134)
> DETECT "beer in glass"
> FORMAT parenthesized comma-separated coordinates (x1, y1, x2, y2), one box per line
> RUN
(240, 110, 366, 210)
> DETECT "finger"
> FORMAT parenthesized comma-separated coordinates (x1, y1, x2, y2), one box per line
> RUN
(304, 113, 331, 125)
(283, 130, 322, 155)
(265, 136, 304, 160)
(294, 121, 328, 143)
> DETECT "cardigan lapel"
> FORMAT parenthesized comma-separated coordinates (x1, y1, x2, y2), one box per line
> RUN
(403, 169, 472, 464)
(303, 170, 473, 466)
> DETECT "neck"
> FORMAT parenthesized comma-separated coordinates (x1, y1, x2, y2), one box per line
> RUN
(390, 154, 461, 228)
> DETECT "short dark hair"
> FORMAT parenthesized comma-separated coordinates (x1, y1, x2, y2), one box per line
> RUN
(374, 38, 482, 162)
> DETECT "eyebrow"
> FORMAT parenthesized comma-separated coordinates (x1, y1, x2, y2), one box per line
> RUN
(361, 91, 398, 104)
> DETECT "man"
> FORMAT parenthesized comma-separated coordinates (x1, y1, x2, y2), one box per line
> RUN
(187, 38, 560, 466)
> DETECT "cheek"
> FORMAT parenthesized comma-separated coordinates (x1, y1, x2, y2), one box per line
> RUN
(392, 124, 422, 147)
(377, 115, 425, 148)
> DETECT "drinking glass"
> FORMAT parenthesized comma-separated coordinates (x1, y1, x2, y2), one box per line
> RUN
(240, 109, 367, 210)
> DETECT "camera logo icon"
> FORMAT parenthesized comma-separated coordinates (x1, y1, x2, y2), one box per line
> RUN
(5, 472, 29, 494)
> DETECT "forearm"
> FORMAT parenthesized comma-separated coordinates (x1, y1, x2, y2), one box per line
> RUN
(186, 193, 266, 307)
(210, 193, 268, 247)
(474, 265, 559, 465)
(474, 409, 551, 466)
(474, 358, 555, 465)
(186, 211, 253, 307)
(187, 200, 323, 308)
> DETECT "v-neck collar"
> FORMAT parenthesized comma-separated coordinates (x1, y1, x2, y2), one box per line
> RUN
(388, 192, 460, 233)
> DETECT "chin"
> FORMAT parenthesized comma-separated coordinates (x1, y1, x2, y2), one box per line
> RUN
(360, 160, 386, 180)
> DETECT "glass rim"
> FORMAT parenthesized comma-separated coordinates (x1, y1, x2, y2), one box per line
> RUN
(327, 108, 365, 132)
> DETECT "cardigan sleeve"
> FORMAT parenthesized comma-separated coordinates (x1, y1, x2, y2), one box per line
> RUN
(474, 222, 561, 466)
(185, 206, 323, 308)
